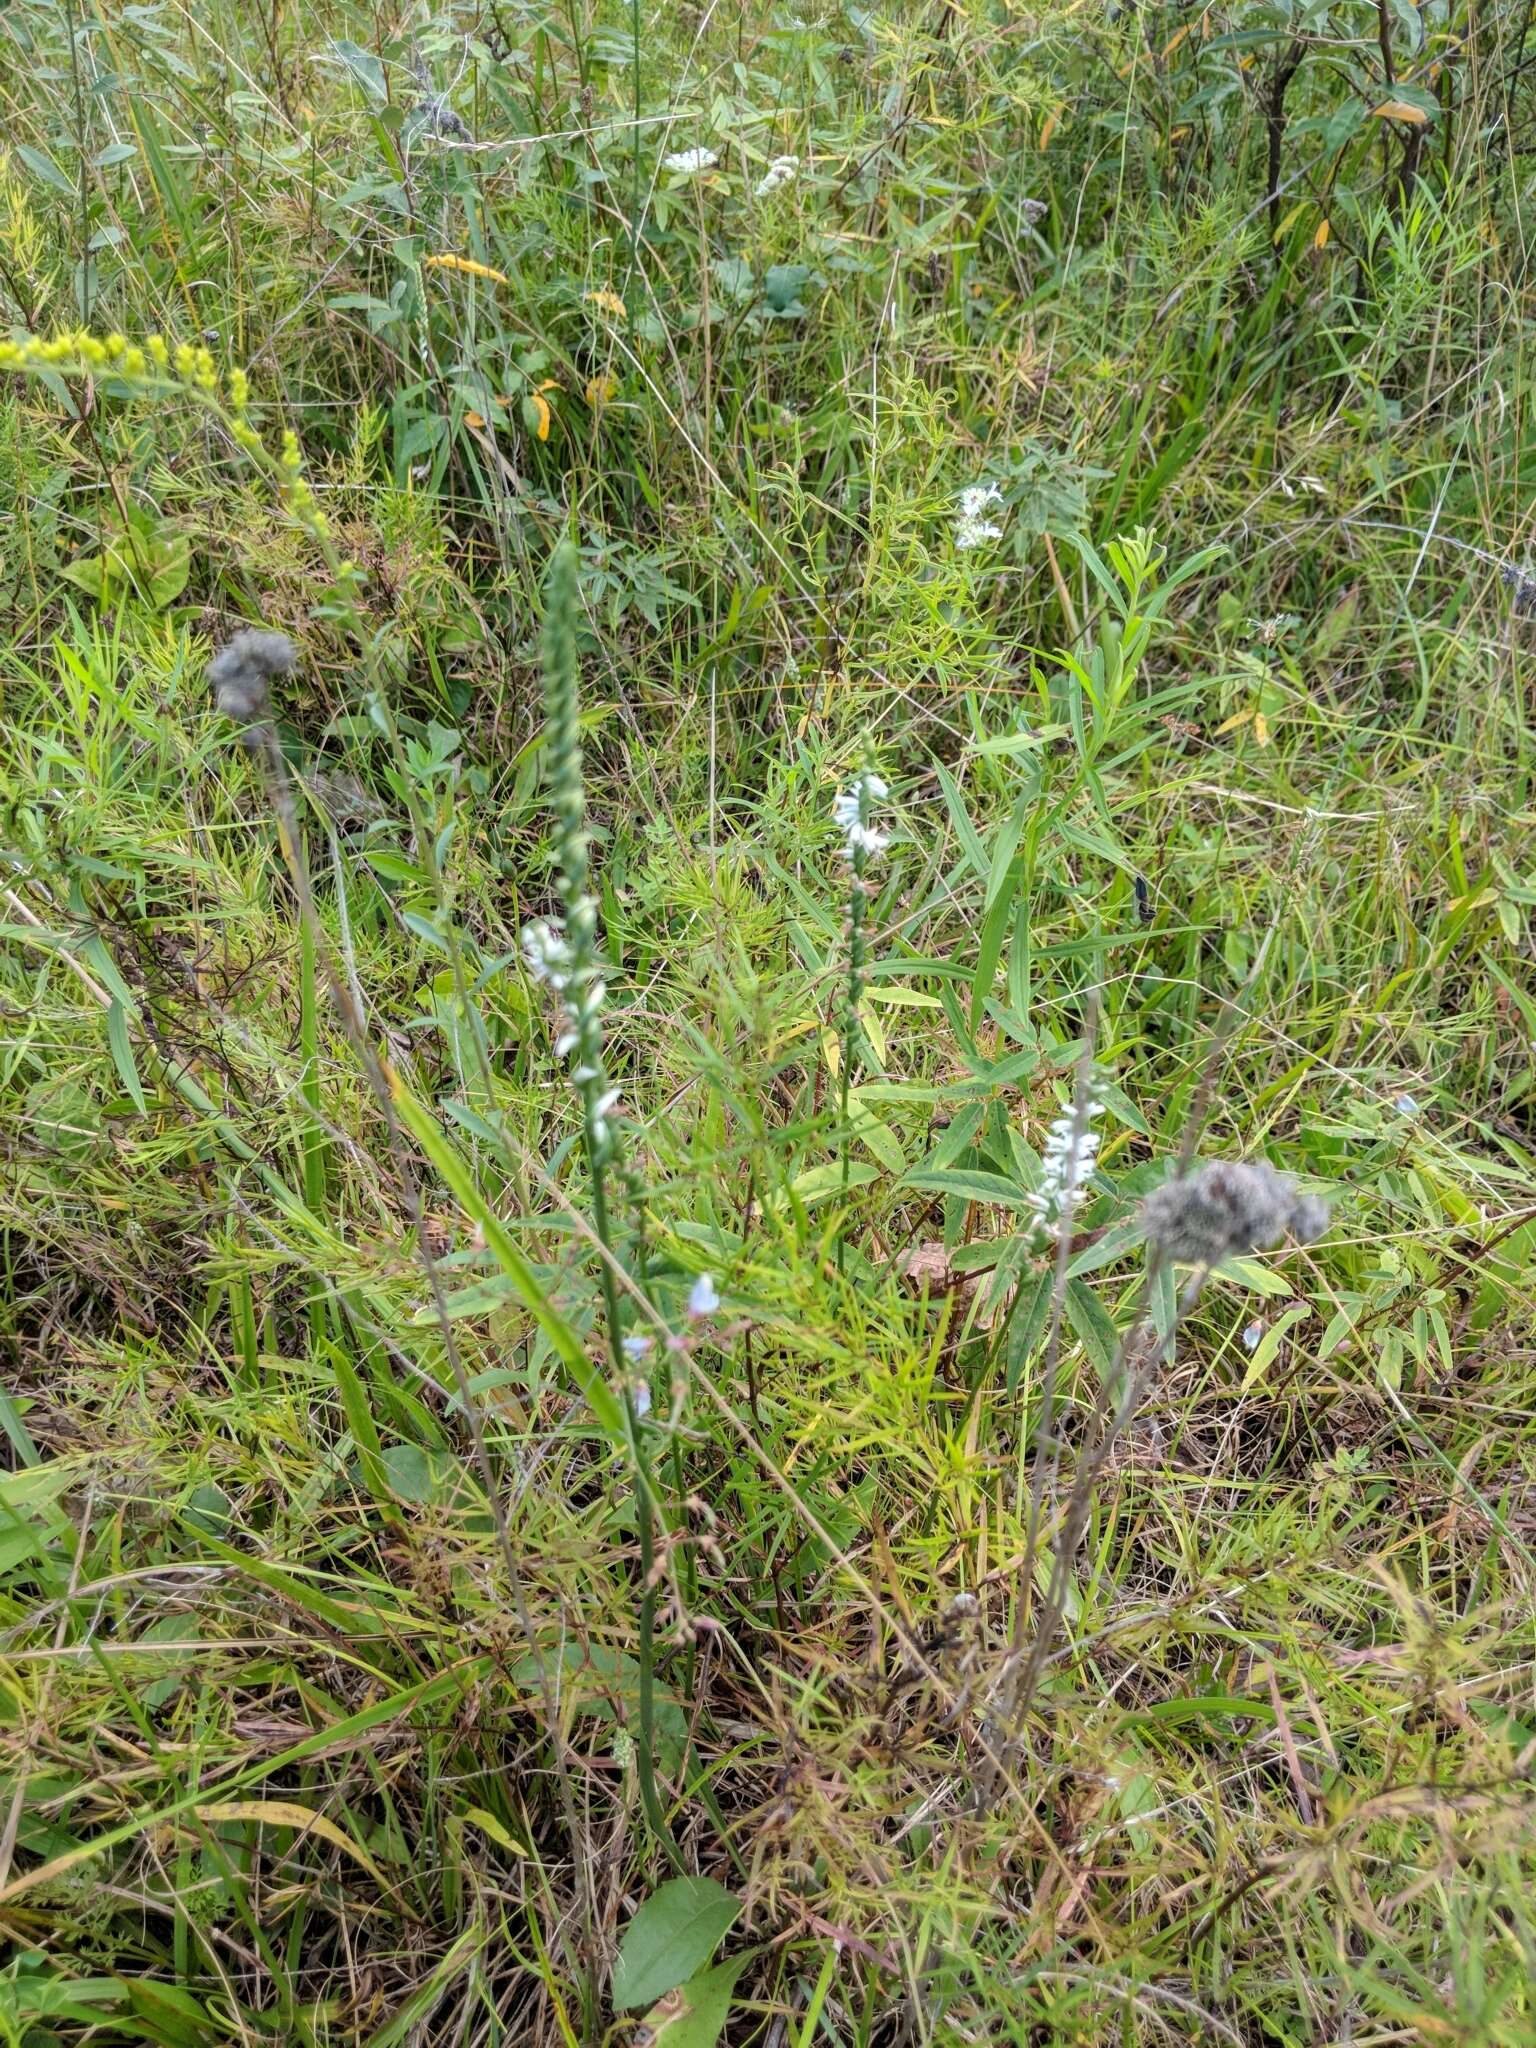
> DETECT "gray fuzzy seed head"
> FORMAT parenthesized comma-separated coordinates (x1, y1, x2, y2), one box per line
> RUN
(1141, 1159, 1329, 1267)
(209, 628, 297, 726)
(1285, 1192, 1331, 1244)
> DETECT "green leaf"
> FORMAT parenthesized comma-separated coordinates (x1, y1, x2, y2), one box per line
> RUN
(1005, 1267, 1053, 1396)
(26, 1080, 98, 1162)
(1239, 1305, 1309, 1392)
(143, 532, 191, 608)
(903, 1168, 1031, 1210)
(934, 763, 989, 882)
(59, 553, 118, 603)
(17, 142, 75, 194)
(328, 36, 387, 101)
(781, 1160, 879, 1206)
(641, 1952, 753, 2046)
(710, 255, 755, 301)
(1064, 1279, 1121, 1386)
(612, 1876, 741, 2011)
(762, 263, 812, 313)
(388, 1074, 628, 1444)
(379, 1443, 471, 1506)
(105, 999, 147, 1114)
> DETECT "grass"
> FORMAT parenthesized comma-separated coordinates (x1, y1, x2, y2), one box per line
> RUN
(1, 0, 1535, 2040)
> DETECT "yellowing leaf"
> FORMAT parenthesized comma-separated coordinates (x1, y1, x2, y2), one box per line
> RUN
(463, 409, 486, 429)
(585, 373, 619, 407)
(584, 288, 627, 320)
(1161, 21, 1194, 57)
(527, 390, 551, 441)
(867, 985, 942, 1009)
(1215, 709, 1253, 736)
(1039, 109, 1059, 150)
(1253, 710, 1270, 746)
(194, 1801, 390, 1890)
(1371, 99, 1430, 125)
(459, 1804, 532, 1857)
(423, 253, 510, 284)
(1314, 217, 1331, 249)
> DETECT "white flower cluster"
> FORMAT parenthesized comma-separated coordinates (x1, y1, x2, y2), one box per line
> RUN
(663, 146, 718, 177)
(955, 481, 1005, 551)
(755, 154, 799, 198)
(521, 913, 620, 1148)
(832, 769, 889, 862)
(1026, 1092, 1105, 1242)
(521, 917, 574, 994)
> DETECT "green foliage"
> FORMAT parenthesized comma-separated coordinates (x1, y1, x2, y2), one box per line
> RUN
(0, 0, 1534, 2042)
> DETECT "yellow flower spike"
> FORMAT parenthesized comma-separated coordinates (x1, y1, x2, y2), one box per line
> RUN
(228, 366, 249, 411)
(423, 252, 510, 284)
(232, 422, 263, 454)
(147, 335, 168, 370)
(104, 333, 126, 358)
(121, 347, 146, 379)
(175, 342, 196, 379)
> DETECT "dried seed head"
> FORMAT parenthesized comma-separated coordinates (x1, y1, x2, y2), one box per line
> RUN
(209, 628, 297, 728)
(1141, 1159, 1329, 1267)
(1286, 1192, 1332, 1245)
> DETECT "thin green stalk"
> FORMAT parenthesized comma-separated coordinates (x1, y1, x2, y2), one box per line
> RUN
(834, 764, 886, 1269)
(525, 538, 680, 1868)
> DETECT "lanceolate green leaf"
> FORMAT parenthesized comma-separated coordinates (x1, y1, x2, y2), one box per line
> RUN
(387, 1067, 628, 1444)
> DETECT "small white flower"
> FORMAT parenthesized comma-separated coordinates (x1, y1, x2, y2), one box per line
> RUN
(955, 518, 1003, 550)
(1393, 1093, 1420, 1118)
(623, 1333, 654, 1359)
(688, 1272, 720, 1318)
(955, 485, 1005, 552)
(832, 770, 889, 862)
(755, 154, 800, 198)
(959, 483, 1003, 521)
(1242, 1320, 1264, 1353)
(663, 146, 718, 177)
(522, 918, 573, 991)
(631, 1380, 653, 1418)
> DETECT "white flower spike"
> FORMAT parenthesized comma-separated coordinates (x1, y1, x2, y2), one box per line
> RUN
(1026, 1088, 1104, 1243)
(955, 481, 1005, 551)
(663, 146, 718, 178)
(755, 154, 799, 198)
